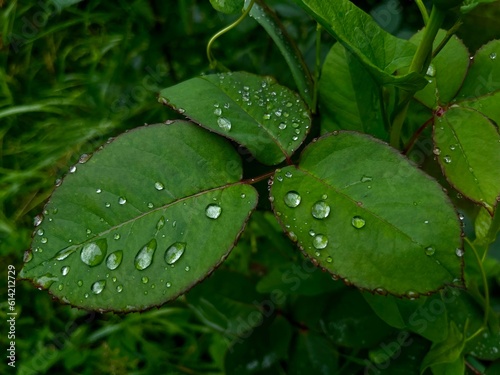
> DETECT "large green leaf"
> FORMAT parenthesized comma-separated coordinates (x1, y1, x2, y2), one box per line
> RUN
(159, 72, 311, 165)
(20, 122, 258, 312)
(433, 107, 500, 213)
(319, 43, 388, 140)
(292, 0, 427, 90)
(270, 131, 463, 296)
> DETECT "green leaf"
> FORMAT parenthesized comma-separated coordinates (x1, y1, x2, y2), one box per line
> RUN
(292, 0, 427, 90)
(461, 0, 500, 13)
(456, 40, 500, 99)
(270, 131, 463, 296)
(210, 0, 244, 14)
(319, 43, 388, 140)
(421, 321, 466, 373)
(248, 0, 314, 108)
(20, 122, 258, 312)
(460, 91, 500, 126)
(433, 107, 500, 213)
(411, 31, 470, 108)
(363, 293, 449, 342)
(288, 332, 339, 375)
(159, 72, 311, 165)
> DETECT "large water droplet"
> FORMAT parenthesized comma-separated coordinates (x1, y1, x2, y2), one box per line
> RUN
(205, 204, 222, 219)
(284, 191, 301, 208)
(425, 246, 435, 256)
(214, 107, 222, 116)
(61, 266, 70, 276)
(165, 242, 186, 265)
(313, 234, 328, 249)
(311, 201, 330, 219)
(155, 181, 164, 191)
(217, 117, 232, 131)
(80, 239, 107, 266)
(351, 216, 366, 229)
(106, 250, 123, 270)
(91, 280, 106, 294)
(135, 239, 157, 270)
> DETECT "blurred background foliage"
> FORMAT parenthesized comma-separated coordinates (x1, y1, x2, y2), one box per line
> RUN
(1, 0, 500, 374)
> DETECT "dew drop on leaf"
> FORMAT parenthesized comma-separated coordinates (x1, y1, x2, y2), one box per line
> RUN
(351, 216, 366, 229)
(278, 123, 287, 130)
(284, 191, 301, 208)
(433, 147, 441, 156)
(61, 266, 70, 276)
(142, 276, 149, 284)
(156, 216, 166, 230)
(91, 280, 106, 295)
(326, 256, 333, 263)
(311, 200, 330, 219)
(217, 117, 232, 131)
(78, 153, 91, 164)
(165, 242, 186, 265)
(313, 234, 328, 249)
(106, 250, 123, 270)
(205, 204, 222, 219)
(118, 197, 127, 205)
(490, 52, 497, 60)
(116, 285, 123, 293)
(80, 239, 107, 267)
(455, 248, 464, 257)
(77, 280, 83, 287)
(55, 246, 77, 261)
(425, 246, 435, 256)
(113, 233, 121, 240)
(155, 181, 165, 191)
(134, 239, 157, 270)
(23, 250, 33, 263)
(34, 214, 43, 227)
(36, 273, 58, 289)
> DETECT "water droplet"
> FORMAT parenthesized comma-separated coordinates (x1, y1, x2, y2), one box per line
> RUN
(292, 136, 299, 141)
(113, 233, 121, 240)
(361, 175, 372, 183)
(311, 200, 330, 219)
(326, 256, 333, 263)
(351, 216, 366, 229)
(36, 229, 44, 236)
(205, 204, 222, 219)
(77, 280, 83, 287)
(214, 107, 222, 116)
(288, 231, 297, 242)
(406, 291, 417, 299)
(147, 202, 154, 209)
(443, 155, 452, 164)
(105, 202, 111, 208)
(96, 188, 102, 194)
(426, 64, 436, 77)
(135, 239, 157, 270)
(106, 250, 123, 270)
(36, 273, 58, 289)
(165, 242, 186, 265)
(58, 284, 64, 291)
(69, 165, 77, 173)
(166, 282, 171, 288)
(34, 215, 43, 227)
(490, 52, 497, 60)
(284, 191, 301, 208)
(455, 248, 464, 257)
(116, 285, 123, 292)
(433, 147, 441, 156)
(118, 197, 127, 205)
(91, 280, 106, 294)
(84, 293, 89, 298)
(185, 266, 190, 271)
(61, 266, 70, 276)
(54, 246, 76, 261)
(217, 117, 232, 131)
(156, 216, 166, 230)
(79, 153, 91, 163)
(40, 237, 48, 244)
(450, 144, 456, 151)
(263, 113, 271, 120)
(55, 178, 62, 186)
(23, 250, 33, 263)
(240, 193, 246, 198)
(313, 234, 328, 249)
(425, 246, 435, 256)
(278, 123, 287, 130)
(284, 171, 292, 178)
(81, 239, 107, 266)
(142, 276, 149, 284)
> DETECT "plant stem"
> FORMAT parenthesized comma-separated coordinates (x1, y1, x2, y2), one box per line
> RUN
(432, 19, 463, 58)
(415, 0, 429, 25)
(312, 23, 322, 115)
(389, 5, 445, 149)
(465, 237, 490, 342)
(206, 0, 256, 69)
